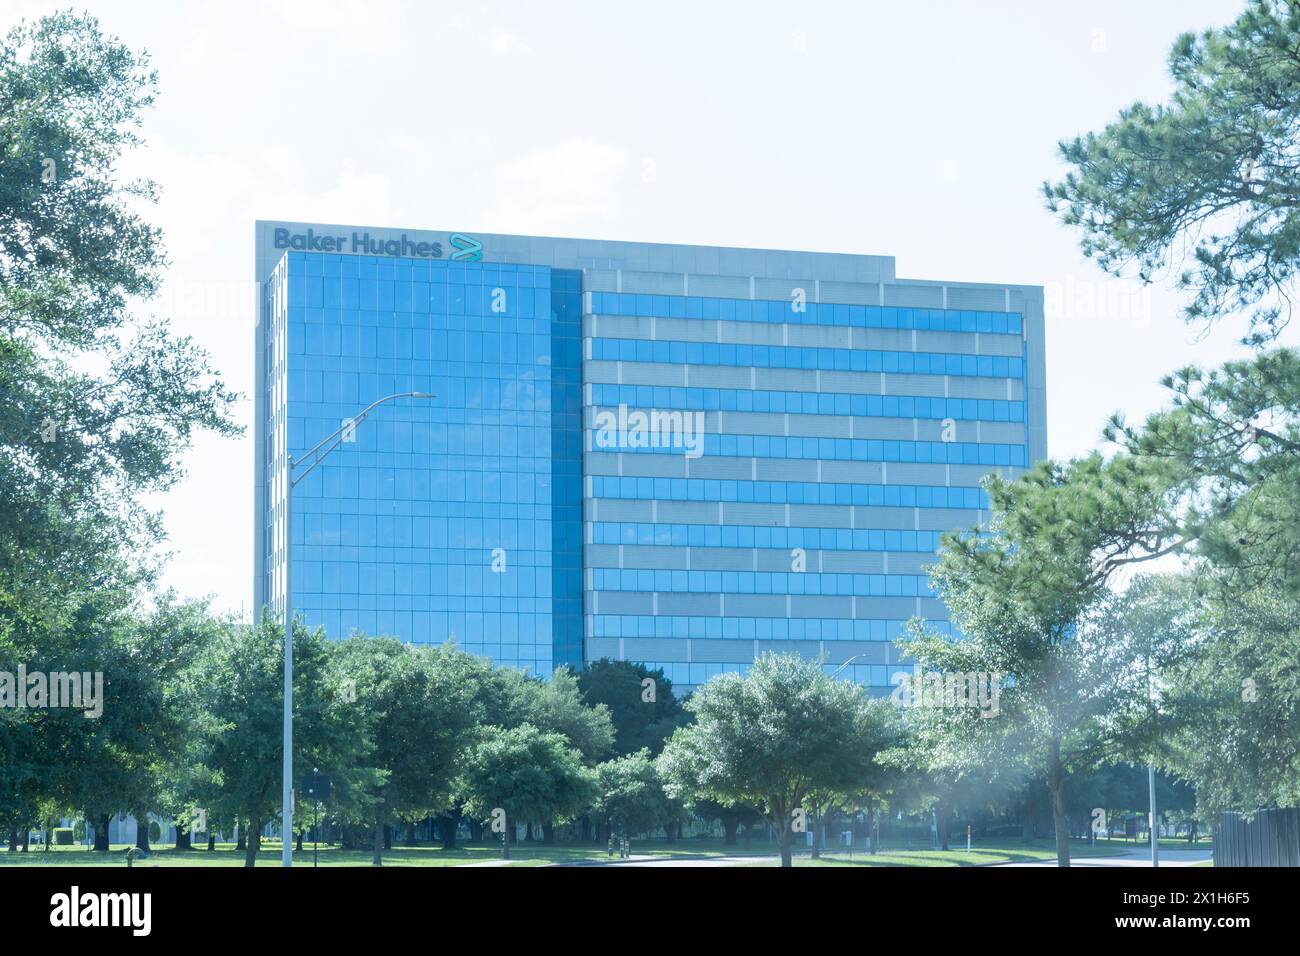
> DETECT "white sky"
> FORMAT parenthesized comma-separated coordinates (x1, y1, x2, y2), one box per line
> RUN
(3, 0, 1261, 616)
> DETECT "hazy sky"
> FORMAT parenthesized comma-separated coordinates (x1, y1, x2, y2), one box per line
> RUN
(4, 0, 1259, 615)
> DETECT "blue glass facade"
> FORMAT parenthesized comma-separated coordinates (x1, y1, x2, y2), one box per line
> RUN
(260, 250, 582, 675)
(256, 223, 1046, 692)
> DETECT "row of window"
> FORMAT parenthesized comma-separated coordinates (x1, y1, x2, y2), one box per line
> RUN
(295, 562, 561, 596)
(591, 338, 1026, 379)
(588, 615, 956, 641)
(590, 383, 1026, 423)
(590, 476, 987, 509)
(287, 421, 561, 455)
(603, 432, 1029, 467)
(293, 323, 555, 362)
(591, 568, 937, 597)
(311, 279, 552, 318)
(627, 661, 911, 689)
(291, 251, 556, 283)
(292, 591, 562, 614)
(297, 467, 557, 504)
(297, 607, 553, 640)
(300, 515, 559, 549)
(286, 432, 562, 467)
(589, 521, 948, 552)
(289, 308, 562, 341)
(590, 292, 1023, 336)
(289, 375, 554, 412)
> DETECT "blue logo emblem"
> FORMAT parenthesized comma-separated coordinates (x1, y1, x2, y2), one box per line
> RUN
(449, 233, 483, 262)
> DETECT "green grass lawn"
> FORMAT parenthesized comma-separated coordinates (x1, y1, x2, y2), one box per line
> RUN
(0, 836, 1138, 868)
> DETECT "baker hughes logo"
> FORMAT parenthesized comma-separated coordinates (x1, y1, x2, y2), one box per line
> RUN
(273, 228, 482, 262)
(50, 886, 151, 937)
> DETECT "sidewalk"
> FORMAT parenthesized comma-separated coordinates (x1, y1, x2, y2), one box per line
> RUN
(994, 848, 1212, 868)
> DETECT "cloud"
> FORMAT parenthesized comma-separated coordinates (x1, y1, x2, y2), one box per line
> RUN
(265, 0, 407, 55)
(487, 139, 627, 235)
(483, 28, 531, 56)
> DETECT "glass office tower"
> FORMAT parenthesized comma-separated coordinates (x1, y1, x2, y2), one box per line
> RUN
(255, 222, 1046, 691)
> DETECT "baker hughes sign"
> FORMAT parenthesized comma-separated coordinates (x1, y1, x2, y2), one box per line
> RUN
(273, 227, 483, 262)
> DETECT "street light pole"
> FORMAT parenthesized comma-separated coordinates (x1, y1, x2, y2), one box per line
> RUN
(280, 391, 434, 867)
(1149, 764, 1159, 868)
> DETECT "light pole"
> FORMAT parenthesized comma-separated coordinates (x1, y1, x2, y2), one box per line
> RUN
(1144, 617, 1159, 868)
(1148, 764, 1159, 868)
(280, 391, 435, 867)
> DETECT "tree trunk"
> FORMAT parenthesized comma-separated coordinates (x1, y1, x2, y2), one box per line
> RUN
(525, 822, 534, 842)
(175, 816, 192, 851)
(811, 806, 822, 860)
(666, 819, 679, 844)
(136, 818, 151, 853)
(1048, 739, 1071, 867)
(935, 799, 950, 851)
(372, 817, 385, 866)
(542, 823, 555, 844)
(93, 815, 111, 852)
(236, 825, 246, 852)
(778, 828, 793, 868)
(468, 818, 483, 842)
(438, 814, 459, 849)
(207, 834, 216, 851)
(296, 829, 304, 852)
(244, 818, 260, 868)
(405, 820, 417, 847)
(723, 816, 738, 845)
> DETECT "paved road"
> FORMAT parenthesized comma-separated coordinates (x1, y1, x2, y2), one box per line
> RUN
(562, 853, 776, 867)
(995, 848, 1212, 868)
(557, 847, 1214, 868)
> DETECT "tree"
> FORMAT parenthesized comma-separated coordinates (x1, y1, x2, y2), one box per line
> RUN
(497, 666, 614, 764)
(1106, 354, 1300, 810)
(1045, 0, 1300, 345)
(577, 659, 687, 756)
(657, 653, 894, 868)
(330, 637, 479, 865)
(183, 616, 361, 867)
(1165, 582, 1300, 813)
(594, 749, 684, 845)
(0, 11, 237, 631)
(903, 456, 1189, 866)
(0, 11, 235, 851)
(459, 724, 596, 860)
(479, 665, 614, 842)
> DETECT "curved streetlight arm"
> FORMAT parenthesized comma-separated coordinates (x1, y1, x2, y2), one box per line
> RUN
(290, 391, 435, 488)
(830, 653, 871, 679)
(280, 388, 433, 869)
